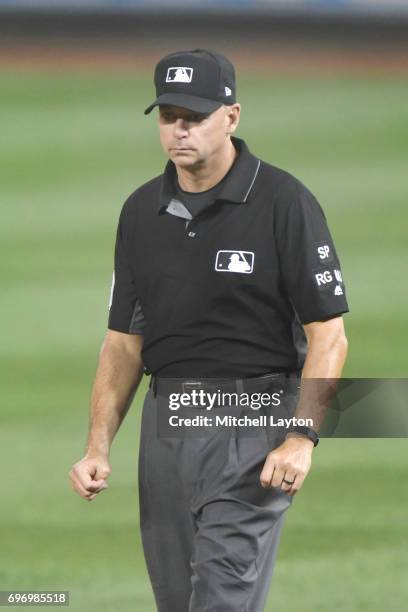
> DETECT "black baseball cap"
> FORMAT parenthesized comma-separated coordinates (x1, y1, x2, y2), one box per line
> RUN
(144, 49, 236, 115)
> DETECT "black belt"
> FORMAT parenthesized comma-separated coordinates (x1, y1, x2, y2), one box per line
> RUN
(149, 370, 300, 398)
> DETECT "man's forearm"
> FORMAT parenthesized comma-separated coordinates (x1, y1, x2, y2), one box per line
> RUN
(261, 319, 348, 492)
(85, 333, 144, 457)
(288, 319, 348, 434)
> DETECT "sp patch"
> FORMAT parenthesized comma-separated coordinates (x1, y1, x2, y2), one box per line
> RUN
(215, 250, 255, 274)
(315, 241, 334, 264)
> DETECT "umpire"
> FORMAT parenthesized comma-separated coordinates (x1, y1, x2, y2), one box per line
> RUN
(69, 49, 349, 611)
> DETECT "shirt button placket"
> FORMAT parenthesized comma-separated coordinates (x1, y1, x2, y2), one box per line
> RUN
(185, 218, 198, 239)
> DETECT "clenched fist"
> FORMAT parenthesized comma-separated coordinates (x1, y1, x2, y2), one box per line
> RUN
(69, 455, 111, 502)
(260, 434, 314, 496)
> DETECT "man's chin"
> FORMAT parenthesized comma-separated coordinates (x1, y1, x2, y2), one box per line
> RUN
(170, 151, 201, 168)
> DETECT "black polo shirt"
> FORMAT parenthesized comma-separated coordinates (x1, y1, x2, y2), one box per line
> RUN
(108, 136, 349, 378)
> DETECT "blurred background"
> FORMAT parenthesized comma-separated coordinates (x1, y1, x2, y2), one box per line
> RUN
(1, 1, 407, 610)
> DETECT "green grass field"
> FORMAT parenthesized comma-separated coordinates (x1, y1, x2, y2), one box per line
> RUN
(1, 70, 407, 611)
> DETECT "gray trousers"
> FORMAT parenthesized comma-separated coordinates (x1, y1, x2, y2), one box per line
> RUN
(138, 385, 294, 612)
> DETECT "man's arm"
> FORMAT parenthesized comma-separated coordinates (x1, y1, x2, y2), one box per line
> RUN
(69, 330, 144, 502)
(260, 316, 348, 496)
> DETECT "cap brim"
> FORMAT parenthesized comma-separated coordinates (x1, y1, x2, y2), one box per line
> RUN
(144, 93, 223, 115)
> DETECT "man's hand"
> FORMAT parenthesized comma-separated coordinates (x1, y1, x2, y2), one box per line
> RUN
(259, 434, 314, 496)
(69, 455, 111, 502)
(68, 331, 144, 503)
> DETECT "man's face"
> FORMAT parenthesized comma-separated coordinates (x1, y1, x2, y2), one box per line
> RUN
(157, 104, 240, 169)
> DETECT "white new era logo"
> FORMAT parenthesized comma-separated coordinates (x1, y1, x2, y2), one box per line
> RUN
(215, 250, 255, 274)
(225, 86, 232, 96)
(166, 67, 193, 83)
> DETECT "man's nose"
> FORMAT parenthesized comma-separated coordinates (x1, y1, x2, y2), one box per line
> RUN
(174, 118, 189, 137)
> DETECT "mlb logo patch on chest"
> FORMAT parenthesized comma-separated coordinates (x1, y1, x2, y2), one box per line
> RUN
(215, 250, 255, 274)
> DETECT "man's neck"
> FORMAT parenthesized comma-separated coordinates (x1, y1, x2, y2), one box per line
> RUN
(176, 138, 238, 193)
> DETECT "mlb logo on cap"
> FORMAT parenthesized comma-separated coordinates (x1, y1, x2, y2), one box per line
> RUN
(166, 67, 193, 83)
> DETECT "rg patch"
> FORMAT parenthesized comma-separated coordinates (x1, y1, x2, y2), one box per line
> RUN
(313, 267, 345, 297)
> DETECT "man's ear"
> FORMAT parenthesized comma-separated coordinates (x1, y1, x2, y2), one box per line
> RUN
(226, 104, 241, 135)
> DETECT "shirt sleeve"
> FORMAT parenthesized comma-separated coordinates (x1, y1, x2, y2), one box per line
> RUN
(107, 205, 145, 334)
(274, 178, 349, 325)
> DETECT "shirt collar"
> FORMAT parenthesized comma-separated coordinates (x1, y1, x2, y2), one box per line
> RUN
(157, 136, 260, 215)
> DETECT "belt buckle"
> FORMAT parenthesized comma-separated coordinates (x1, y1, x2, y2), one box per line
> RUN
(181, 381, 203, 408)
(182, 381, 202, 394)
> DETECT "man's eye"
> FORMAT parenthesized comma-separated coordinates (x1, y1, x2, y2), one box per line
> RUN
(161, 112, 205, 123)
